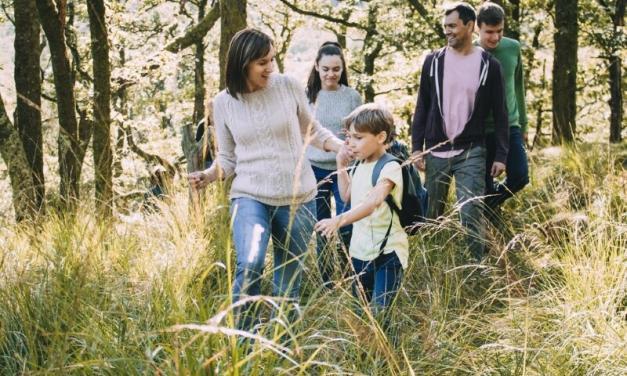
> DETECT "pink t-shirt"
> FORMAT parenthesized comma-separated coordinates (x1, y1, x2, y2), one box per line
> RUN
(432, 47, 482, 158)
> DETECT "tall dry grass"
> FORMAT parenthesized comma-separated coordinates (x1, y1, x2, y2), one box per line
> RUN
(0, 143, 625, 375)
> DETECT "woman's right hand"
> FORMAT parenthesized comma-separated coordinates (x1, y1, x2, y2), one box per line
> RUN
(188, 170, 212, 189)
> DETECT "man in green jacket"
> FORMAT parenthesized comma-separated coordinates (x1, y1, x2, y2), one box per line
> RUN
(477, 2, 530, 211)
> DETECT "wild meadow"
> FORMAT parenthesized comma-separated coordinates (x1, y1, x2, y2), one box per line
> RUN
(0, 143, 624, 375)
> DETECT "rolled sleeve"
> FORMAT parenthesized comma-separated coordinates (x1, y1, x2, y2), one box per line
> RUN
(378, 162, 403, 208)
(287, 75, 336, 150)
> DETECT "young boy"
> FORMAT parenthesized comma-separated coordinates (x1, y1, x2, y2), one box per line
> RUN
(315, 104, 408, 311)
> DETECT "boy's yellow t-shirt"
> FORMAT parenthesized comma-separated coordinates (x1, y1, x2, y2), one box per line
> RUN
(349, 159, 409, 269)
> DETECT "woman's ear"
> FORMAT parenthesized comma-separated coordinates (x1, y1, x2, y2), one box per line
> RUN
(314, 63, 319, 72)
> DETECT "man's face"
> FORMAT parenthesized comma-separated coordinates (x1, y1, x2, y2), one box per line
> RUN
(478, 21, 504, 50)
(443, 11, 474, 50)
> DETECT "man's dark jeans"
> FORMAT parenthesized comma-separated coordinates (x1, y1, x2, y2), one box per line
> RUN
(485, 127, 529, 209)
(425, 146, 487, 260)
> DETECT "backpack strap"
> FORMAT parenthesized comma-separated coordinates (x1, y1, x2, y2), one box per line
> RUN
(349, 160, 361, 177)
(371, 153, 402, 252)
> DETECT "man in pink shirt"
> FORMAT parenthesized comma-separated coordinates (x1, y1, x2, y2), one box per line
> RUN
(411, 2, 509, 260)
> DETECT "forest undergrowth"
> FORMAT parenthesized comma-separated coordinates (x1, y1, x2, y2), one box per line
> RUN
(0, 143, 625, 375)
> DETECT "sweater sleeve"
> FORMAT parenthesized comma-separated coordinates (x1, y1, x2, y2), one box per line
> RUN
(411, 55, 433, 153)
(489, 58, 510, 164)
(287, 75, 335, 150)
(211, 95, 236, 178)
(515, 50, 528, 133)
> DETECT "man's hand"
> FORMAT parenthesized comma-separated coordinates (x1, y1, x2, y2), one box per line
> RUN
(314, 216, 342, 239)
(412, 152, 425, 172)
(188, 170, 211, 189)
(491, 161, 506, 177)
(522, 131, 529, 146)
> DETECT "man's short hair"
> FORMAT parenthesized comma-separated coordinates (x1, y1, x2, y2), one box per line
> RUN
(477, 2, 505, 27)
(344, 103, 394, 144)
(444, 2, 476, 25)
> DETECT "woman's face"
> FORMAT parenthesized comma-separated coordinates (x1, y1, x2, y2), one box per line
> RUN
(246, 46, 276, 92)
(316, 54, 343, 91)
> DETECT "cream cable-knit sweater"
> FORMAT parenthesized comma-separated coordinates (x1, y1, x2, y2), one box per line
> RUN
(212, 74, 335, 206)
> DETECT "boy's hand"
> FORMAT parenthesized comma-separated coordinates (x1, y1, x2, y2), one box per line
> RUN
(314, 216, 342, 238)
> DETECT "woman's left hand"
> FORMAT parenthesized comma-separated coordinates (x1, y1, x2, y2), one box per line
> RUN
(324, 136, 344, 153)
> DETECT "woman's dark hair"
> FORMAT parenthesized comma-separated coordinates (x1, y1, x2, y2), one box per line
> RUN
(225, 28, 274, 99)
(306, 41, 349, 104)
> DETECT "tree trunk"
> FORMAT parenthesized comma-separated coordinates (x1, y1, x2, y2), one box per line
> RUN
(193, 0, 207, 126)
(113, 48, 127, 178)
(552, 0, 578, 144)
(509, 0, 521, 41)
(14, 0, 44, 212)
(608, 2, 624, 143)
(88, 0, 113, 216)
(0, 93, 37, 222)
(219, 0, 247, 90)
(36, 0, 82, 203)
(362, 4, 382, 103)
(608, 53, 623, 143)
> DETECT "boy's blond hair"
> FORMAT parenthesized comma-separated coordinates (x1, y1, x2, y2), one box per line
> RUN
(343, 103, 394, 143)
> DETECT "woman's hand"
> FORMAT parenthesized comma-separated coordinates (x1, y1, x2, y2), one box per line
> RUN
(314, 216, 342, 239)
(188, 170, 212, 189)
(323, 136, 344, 153)
(336, 142, 354, 169)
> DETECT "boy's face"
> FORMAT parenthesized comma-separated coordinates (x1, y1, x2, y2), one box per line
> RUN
(347, 124, 387, 161)
(478, 21, 504, 50)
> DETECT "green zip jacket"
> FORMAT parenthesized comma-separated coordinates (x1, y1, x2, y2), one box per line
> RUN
(478, 37, 528, 134)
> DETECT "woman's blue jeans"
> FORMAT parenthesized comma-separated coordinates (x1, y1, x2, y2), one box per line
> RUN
(312, 166, 351, 285)
(229, 197, 316, 330)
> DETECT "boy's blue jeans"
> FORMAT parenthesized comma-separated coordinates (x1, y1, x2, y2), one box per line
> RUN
(229, 197, 316, 330)
(425, 146, 487, 260)
(351, 251, 403, 310)
(312, 166, 351, 284)
(485, 127, 529, 208)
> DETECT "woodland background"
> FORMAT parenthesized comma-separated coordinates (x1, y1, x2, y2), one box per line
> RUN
(0, 0, 624, 220)
(0, 0, 625, 374)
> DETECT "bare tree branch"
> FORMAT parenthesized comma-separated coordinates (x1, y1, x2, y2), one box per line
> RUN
(407, 0, 445, 39)
(1, 1, 15, 25)
(165, 1, 220, 52)
(277, 0, 372, 33)
(123, 124, 179, 177)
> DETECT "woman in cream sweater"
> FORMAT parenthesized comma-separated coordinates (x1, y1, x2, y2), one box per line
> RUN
(188, 28, 343, 330)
